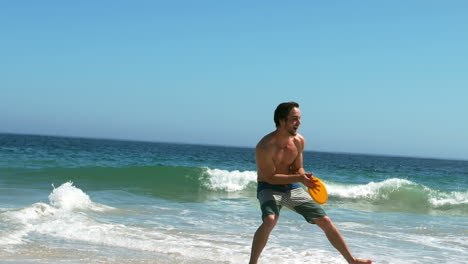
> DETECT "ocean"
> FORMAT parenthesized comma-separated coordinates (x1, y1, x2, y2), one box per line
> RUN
(0, 133, 467, 264)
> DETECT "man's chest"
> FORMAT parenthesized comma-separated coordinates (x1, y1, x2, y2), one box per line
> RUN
(273, 145, 298, 166)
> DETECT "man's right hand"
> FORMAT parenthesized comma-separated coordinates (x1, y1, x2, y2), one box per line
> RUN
(301, 173, 319, 189)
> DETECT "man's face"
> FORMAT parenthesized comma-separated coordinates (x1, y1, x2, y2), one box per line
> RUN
(282, 107, 301, 136)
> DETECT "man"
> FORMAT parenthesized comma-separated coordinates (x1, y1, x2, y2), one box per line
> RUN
(249, 102, 372, 264)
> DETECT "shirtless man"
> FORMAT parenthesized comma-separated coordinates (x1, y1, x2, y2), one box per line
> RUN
(249, 102, 372, 264)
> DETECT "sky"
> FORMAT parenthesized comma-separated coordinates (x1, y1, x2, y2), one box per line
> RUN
(1, 1, 467, 160)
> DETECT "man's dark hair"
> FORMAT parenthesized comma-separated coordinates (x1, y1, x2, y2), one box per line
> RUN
(274, 102, 299, 127)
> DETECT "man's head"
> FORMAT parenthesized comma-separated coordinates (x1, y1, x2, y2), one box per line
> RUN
(274, 102, 301, 131)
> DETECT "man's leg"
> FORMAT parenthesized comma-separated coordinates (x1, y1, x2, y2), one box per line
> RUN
(314, 216, 372, 264)
(249, 214, 279, 264)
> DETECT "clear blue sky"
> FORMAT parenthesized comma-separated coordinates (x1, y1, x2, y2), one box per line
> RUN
(1, 1, 467, 160)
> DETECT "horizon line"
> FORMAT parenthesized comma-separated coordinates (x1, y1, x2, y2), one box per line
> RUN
(1, 131, 467, 162)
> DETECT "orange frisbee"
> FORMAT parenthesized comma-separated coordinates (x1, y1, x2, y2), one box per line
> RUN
(307, 177, 328, 204)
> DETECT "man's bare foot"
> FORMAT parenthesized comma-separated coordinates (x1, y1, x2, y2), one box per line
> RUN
(349, 258, 372, 264)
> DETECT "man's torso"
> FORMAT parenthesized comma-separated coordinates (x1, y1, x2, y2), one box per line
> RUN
(256, 132, 302, 182)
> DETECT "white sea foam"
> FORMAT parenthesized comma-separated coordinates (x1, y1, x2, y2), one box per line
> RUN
(429, 189, 468, 208)
(6, 203, 56, 222)
(327, 178, 416, 200)
(49, 181, 113, 211)
(0, 228, 31, 246)
(202, 168, 257, 192)
(0, 182, 114, 246)
(327, 178, 468, 210)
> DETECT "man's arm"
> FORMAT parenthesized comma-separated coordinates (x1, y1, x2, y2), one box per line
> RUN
(291, 152, 307, 175)
(290, 136, 317, 188)
(290, 135, 307, 174)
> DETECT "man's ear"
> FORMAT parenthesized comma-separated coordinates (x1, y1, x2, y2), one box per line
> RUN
(278, 118, 286, 128)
